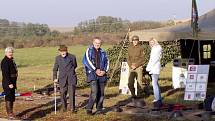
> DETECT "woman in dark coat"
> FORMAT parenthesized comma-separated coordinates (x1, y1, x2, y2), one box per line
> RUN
(1, 47, 19, 120)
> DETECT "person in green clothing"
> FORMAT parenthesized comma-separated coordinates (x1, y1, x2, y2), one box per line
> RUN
(127, 35, 145, 98)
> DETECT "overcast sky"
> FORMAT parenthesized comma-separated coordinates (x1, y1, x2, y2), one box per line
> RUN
(0, 0, 215, 27)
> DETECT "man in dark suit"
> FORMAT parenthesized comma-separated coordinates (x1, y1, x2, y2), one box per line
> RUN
(53, 45, 78, 113)
(1, 47, 19, 120)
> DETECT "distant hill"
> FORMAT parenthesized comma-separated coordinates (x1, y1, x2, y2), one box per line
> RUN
(50, 27, 74, 33)
(175, 18, 190, 24)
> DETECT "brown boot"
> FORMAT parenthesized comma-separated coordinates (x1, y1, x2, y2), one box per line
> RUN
(6, 101, 14, 120)
(5, 101, 11, 115)
(6, 101, 20, 120)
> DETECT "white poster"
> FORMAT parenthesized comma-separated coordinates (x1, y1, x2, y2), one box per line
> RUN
(184, 92, 195, 100)
(195, 92, 206, 101)
(121, 86, 130, 95)
(185, 83, 196, 91)
(187, 74, 197, 83)
(172, 67, 187, 89)
(119, 62, 137, 95)
(184, 65, 209, 101)
(197, 74, 208, 83)
(195, 83, 207, 92)
(197, 65, 210, 74)
(188, 65, 198, 74)
(119, 62, 130, 94)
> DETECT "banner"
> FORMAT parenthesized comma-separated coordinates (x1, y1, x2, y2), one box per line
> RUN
(191, 0, 199, 37)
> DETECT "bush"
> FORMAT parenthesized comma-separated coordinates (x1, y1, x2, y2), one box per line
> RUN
(76, 67, 89, 88)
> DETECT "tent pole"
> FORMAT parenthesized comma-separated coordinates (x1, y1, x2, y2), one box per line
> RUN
(198, 40, 201, 64)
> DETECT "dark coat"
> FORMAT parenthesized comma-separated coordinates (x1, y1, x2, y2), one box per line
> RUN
(127, 44, 145, 68)
(1, 56, 18, 91)
(53, 53, 77, 87)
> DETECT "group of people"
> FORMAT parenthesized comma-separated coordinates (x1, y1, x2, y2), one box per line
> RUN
(1, 36, 162, 119)
(53, 37, 109, 115)
(128, 36, 163, 107)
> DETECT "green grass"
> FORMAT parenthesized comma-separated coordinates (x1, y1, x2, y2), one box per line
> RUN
(0, 45, 112, 92)
(0, 45, 214, 121)
(0, 45, 112, 67)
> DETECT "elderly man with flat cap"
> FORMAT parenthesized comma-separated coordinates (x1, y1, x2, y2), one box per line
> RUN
(53, 45, 78, 113)
(127, 35, 145, 98)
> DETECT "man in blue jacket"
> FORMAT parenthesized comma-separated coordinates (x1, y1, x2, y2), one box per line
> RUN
(82, 37, 109, 115)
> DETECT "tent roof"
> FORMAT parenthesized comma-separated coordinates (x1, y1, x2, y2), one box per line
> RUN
(129, 9, 215, 41)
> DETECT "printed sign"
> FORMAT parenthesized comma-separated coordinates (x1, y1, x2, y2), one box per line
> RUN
(187, 74, 197, 83)
(195, 83, 207, 92)
(172, 58, 195, 89)
(197, 74, 208, 83)
(184, 65, 210, 101)
(184, 92, 195, 100)
(119, 62, 137, 95)
(185, 83, 196, 91)
(188, 65, 198, 73)
(195, 92, 206, 101)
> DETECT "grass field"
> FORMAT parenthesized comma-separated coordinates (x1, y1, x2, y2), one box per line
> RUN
(0, 45, 172, 92)
(0, 45, 214, 121)
(0, 45, 112, 92)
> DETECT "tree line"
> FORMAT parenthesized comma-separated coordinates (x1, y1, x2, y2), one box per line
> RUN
(73, 16, 129, 34)
(0, 19, 63, 48)
(0, 17, 175, 48)
(73, 16, 175, 34)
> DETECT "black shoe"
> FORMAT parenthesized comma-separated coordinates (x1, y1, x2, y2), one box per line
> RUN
(86, 110, 93, 115)
(131, 95, 138, 99)
(61, 108, 67, 112)
(94, 110, 103, 115)
(153, 100, 163, 109)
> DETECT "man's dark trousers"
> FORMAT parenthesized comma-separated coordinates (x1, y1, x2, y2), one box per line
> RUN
(59, 78, 76, 110)
(86, 80, 106, 111)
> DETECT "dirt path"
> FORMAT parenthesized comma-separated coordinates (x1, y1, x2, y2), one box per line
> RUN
(0, 88, 214, 121)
